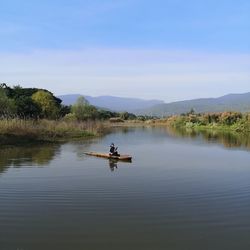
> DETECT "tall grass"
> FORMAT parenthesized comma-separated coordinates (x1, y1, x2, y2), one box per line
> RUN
(162, 112, 250, 133)
(0, 118, 107, 141)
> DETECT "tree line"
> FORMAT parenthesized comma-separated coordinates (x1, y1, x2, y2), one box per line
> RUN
(0, 83, 139, 121)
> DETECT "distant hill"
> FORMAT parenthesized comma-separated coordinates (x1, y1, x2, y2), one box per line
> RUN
(59, 92, 250, 116)
(136, 92, 250, 116)
(58, 94, 164, 112)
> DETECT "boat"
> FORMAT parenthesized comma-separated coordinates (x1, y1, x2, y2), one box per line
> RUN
(84, 152, 132, 161)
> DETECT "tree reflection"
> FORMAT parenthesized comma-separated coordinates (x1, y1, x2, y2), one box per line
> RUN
(166, 126, 250, 151)
(0, 143, 60, 175)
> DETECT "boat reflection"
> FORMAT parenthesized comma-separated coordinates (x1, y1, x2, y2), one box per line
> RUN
(108, 158, 132, 172)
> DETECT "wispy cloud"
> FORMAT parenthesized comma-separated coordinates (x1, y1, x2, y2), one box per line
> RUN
(0, 48, 249, 101)
(0, 22, 29, 35)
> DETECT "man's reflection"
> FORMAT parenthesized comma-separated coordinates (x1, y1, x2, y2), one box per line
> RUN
(109, 159, 118, 171)
(108, 159, 132, 171)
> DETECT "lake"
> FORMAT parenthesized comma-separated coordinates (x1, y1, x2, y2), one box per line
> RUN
(1, 126, 250, 250)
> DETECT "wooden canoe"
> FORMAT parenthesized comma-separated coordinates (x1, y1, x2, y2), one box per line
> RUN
(84, 152, 132, 161)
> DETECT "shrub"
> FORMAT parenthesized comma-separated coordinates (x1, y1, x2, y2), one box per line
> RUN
(109, 118, 124, 123)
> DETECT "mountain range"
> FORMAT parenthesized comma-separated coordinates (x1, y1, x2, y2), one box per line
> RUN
(58, 94, 164, 112)
(136, 92, 250, 116)
(58, 92, 250, 116)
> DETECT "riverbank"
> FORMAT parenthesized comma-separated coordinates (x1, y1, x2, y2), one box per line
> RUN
(2, 112, 250, 143)
(155, 112, 250, 134)
(0, 119, 107, 142)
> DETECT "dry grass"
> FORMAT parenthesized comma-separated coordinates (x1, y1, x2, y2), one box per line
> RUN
(0, 118, 107, 141)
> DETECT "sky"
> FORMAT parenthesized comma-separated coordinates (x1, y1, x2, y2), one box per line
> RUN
(0, 0, 249, 102)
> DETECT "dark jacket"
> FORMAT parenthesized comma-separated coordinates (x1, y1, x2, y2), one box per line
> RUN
(110, 146, 115, 154)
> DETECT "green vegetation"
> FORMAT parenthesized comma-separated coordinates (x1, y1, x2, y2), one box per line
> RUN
(165, 111, 250, 133)
(0, 83, 138, 121)
(70, 96, 99, 121)
(2, 83, 249, 141)
(31, 90, 61, 119)
(0, 83, 64, 119)
(0, 83, 141, 141)
(0, 88, 16, 116)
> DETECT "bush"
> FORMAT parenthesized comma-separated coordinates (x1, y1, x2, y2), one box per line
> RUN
(0, 89, 16, 117)
(109, 118, 124, 123)
(63, 113, 77, 122)
(165, 111, 250, 132)
(219, 112, 242, 125)
(71, 96, 99, 121)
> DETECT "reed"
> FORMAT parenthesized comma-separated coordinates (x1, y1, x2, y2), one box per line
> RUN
(0, 118, 108, 141)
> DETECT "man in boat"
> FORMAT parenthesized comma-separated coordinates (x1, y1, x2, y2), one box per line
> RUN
(109, 143, 120, 156)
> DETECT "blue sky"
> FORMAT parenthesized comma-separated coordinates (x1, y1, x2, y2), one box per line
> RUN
(0, 0, 249, 101)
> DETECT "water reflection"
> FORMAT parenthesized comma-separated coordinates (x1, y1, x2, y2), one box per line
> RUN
(1, 127, 250, 250)
(109, 159, 118, 171)
(166, 126, 250, 151)
(108, 159, 132, 172)
(0, 143, 61, 174)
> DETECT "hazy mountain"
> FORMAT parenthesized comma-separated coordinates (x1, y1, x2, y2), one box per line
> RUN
(136, 92, 250, 116)
(58, 94, 164, 112)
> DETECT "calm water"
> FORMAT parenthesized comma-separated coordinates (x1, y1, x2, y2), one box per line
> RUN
(1, 127, 250, 250)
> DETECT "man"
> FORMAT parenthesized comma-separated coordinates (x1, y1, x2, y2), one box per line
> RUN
(109, 143, 120, 156)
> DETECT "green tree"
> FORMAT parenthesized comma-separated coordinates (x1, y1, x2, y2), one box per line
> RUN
(71, 96, 98, 121)
(32, 90, 60, 119)
(1, 84, 66, 119)
(15, 95, 41, 118)
(3, 85, 43, 118)
(97, 110, 119, 120)
(0, 88, 16, 117)
(119, 111, 137, 120)
(59, 105, 71, 117)
(187, 108, 195, 115)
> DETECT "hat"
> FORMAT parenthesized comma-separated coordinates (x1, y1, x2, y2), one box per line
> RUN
(110, 143, 114, 147)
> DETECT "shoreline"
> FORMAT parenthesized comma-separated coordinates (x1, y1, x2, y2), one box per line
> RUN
(1, 117, 250, 145)
(0, 119, 107, 143)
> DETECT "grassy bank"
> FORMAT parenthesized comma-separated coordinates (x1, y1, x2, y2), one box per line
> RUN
(0, 119, 107, 142)
(159, 112, 250, 133)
